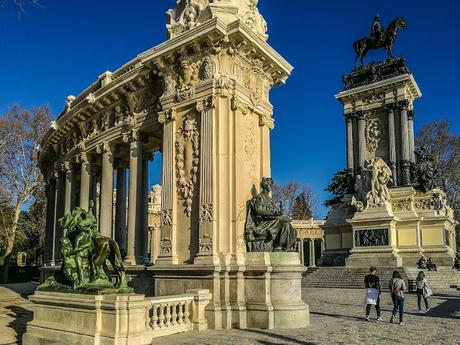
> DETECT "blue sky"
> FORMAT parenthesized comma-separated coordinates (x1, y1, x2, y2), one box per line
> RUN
(1, 1, 459, 217)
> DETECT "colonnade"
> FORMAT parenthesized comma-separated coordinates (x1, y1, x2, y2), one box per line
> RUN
(298, 238, 325, 267)
(345, 100, 415, 186)
(43, 139, 156, 267)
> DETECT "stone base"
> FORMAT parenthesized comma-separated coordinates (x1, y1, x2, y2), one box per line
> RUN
(245, 252, 310, 329)
(22, 292, 152, 345)
(152, 252, 309, 330)
(346, 248, 402, 267)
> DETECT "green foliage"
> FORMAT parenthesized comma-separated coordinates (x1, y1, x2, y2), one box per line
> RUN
(324, 169, 355, 207)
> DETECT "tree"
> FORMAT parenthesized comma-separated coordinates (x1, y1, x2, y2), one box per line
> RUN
(0, 0, 41, 13)
(291, 192, 313, 220)
(0, 106, 52, 282)
(415, 120, 460, 217)
(272, 181, 318, 219)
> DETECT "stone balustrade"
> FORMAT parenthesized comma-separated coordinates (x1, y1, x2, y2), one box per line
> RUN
(147, 289, 211, 338)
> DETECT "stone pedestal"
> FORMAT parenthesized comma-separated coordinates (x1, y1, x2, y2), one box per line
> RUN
(22, 292, 152, 345)
(244, 252, 310, 329)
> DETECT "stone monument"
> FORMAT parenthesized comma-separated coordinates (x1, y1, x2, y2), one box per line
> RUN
(36, 0, 308, 332)
(322, 16, 457, 267)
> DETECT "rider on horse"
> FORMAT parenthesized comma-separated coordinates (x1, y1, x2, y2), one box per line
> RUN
(369, 15, 383, 43)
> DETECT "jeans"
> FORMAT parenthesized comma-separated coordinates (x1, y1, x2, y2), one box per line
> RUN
(417, 289, 429, 310)
(365, 295, 381, 317)
(392, 295, 404, 322)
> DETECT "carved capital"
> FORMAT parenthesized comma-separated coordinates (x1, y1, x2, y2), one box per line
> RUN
(52, 170, 60, 179)
(355, 110, 365, 121)
(408, 110, 415, 120)
(158, 108, 177, 124)
(76, 152, 89, 164)
(61, 161, 72, 173)
(344, 112, 355, 122)
(122, 129, 139, 143)
(397, 99, 409, 110)
(259, 114, 274, 129)
(231, 96, 250, 115)
(196, 96, 217, 112)
(384, 103, 397, 113)
(96, 142, 112, 154)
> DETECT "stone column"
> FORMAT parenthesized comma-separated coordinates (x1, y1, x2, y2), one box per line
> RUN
(54, 170, 65, 264)
(157, 108, 178, 264)
(43, 177, 56, 265)
(321, 239, 325, 254)
(115, 165, 127, 252)
(62, 161, 74, 214)
(196, 99, 216, 263)
(78, 152, 92, 211)
(98, 142, 114, 238)
(259, 114, 274, 178)
(140, 154, 152, 263)
(345, 113, 354, 171)
(408, 110, 416, 163)
(357, 111, 366, 170)
(298, 239, 305, 266)
(399, 100, 411, 185)
(386, 104, 398, 187)
(126, 133, 143, 265)
(309, 239, 316, 267)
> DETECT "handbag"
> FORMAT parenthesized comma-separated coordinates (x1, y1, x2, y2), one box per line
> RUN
(364, 288, 379, 305)
(423, 283, 433, 298)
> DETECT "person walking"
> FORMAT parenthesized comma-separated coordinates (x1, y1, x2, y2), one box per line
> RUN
(364, 266, 382, 321)
(389, 270, 407, 325)
(416, 271, 432, 312)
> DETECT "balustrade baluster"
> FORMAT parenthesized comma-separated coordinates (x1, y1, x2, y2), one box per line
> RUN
(171, 302, 178, 326)
(177, 301, 184, 325)
(151, 304, 159, 329)
(165, 303, 172, 327)
(158, 304, 166, 328)
(184, 301, 191, 324)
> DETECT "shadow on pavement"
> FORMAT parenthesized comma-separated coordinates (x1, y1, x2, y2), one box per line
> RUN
(243, 329, 318, 345)
(405, 294, 460, 319)
(310, 311, 364, 322)
(5, 305, 33, 345)
(0, 282, 37, 299)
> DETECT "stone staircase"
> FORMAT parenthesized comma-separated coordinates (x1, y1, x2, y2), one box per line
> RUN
(302, 267, 460, 292)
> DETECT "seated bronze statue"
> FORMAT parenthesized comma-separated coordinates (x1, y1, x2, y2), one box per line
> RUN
(38, 205, 132, 294)
(245, 177, 297, 252)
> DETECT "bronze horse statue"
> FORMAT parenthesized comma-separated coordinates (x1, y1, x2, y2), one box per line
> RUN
(354, 17, 408, 67)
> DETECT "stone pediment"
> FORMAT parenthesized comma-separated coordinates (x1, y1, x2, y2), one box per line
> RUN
(167, 0, 268, 41)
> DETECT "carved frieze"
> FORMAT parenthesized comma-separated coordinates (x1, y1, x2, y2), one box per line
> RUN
(363, 93, 385, 105)
(176, 114, 200, 217)
(161, 209, 173, 227)
(392, 198, 413, 212)
(198, 234, 212, 253)
(354, 228, 389, 247)
(365, 118, 383, 153)
(414, 198, 433, 211)
(160, 239, 172, 254)
(199, 204, 213, 223)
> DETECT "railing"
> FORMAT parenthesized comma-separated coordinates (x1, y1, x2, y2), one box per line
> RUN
(147, 289, 211, 339)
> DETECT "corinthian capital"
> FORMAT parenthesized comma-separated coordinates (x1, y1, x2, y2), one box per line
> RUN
(259, 114, 274, 129)
(158, 108, 177, 124)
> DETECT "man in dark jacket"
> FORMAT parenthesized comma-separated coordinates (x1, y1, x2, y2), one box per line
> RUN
(364, 266, 382, 321)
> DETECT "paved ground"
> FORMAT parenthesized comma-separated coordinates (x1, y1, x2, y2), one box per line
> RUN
(1, 284, 459, 345)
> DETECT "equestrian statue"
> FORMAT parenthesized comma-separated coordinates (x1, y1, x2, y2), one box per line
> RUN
(354, 15, 408, 67)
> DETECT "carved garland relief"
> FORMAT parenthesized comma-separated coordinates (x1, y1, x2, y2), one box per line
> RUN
(175, 114, 200, 217)
(365, 117, 383, 153)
